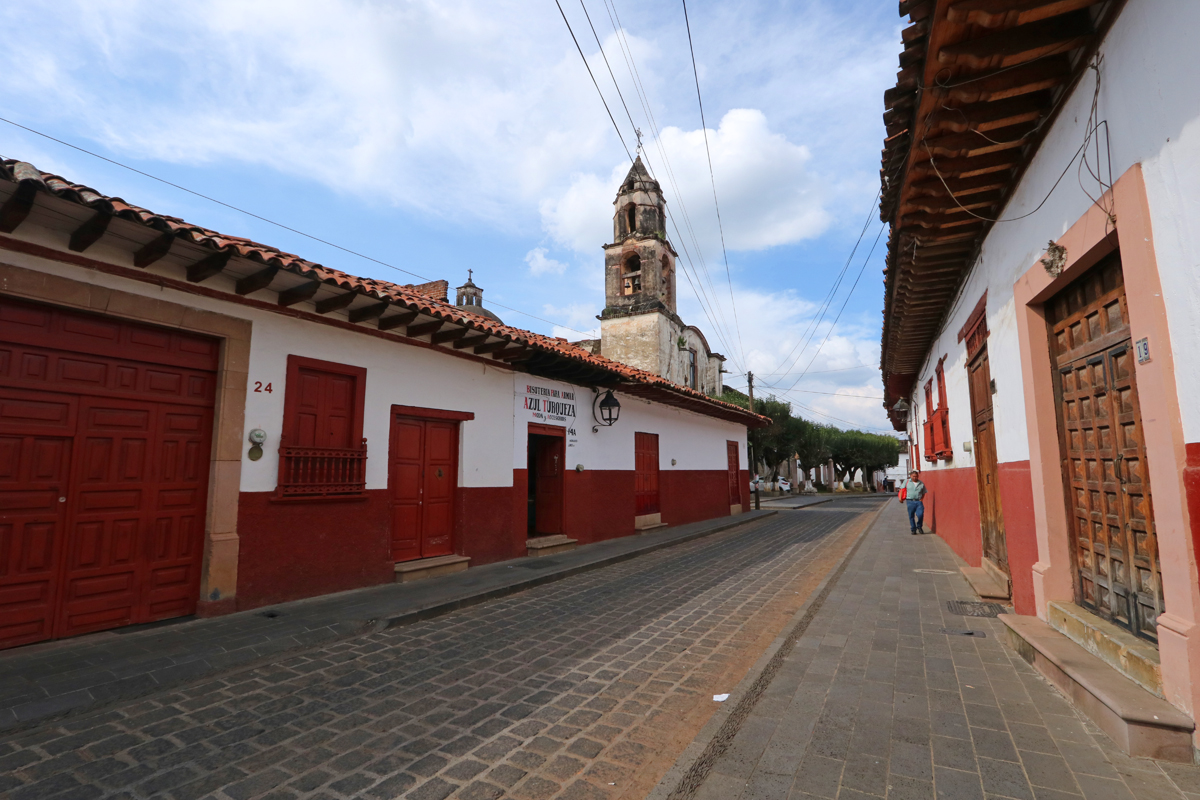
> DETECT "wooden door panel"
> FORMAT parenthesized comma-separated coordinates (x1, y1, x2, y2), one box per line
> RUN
(0, 301, 216, 647)
(727, 441, 740, 506)
(533, 436, 564, 535)
(0, 433, 71, 649)
(388, 415, 459, 561)
(1050, 256, 1161, 642)
(635, 432, 660, 516)
(389, 418, 424, 562)
(421, 421, 456, 557)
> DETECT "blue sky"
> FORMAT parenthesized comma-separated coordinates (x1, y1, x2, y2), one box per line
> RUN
(0, 0, 900, 431)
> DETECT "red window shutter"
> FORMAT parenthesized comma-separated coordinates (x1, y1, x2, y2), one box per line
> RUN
(279, 356, 368, 497)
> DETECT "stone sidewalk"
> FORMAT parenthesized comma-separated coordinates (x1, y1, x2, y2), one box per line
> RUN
(0, 510, 774, 735)
(662, 502, 1200, 800)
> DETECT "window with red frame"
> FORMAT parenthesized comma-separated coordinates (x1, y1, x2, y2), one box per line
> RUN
(922, 357, 952, 461)
(278, 355, 368, 497)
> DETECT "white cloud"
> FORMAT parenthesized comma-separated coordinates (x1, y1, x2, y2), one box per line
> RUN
(541, 109, 829, 256)
(543, 303, 601, 341)
(524, 247, 567, 277)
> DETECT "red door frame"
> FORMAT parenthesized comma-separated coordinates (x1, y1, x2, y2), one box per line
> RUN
(387, 405, 472, 563)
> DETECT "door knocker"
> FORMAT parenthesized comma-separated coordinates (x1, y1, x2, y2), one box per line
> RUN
(436, 467, 444, 478)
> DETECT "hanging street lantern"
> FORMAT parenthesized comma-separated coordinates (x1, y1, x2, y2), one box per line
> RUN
(593, 389, 621, 427)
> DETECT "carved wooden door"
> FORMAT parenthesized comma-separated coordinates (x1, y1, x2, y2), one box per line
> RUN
(967, 345, 1008, 576)
(1049, 256, 1162, 642)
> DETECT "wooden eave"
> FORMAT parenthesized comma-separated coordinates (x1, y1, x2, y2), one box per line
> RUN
(878, 0, 1124, 430)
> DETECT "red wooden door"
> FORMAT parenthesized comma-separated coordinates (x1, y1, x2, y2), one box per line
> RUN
(533, 435, 564, 535)
(0, 298, 216, 649)
(388, 415, 458, 562)
(727, 440, 740, 507)
(635, 432, 660, 516)
(0, 390, 75, 649)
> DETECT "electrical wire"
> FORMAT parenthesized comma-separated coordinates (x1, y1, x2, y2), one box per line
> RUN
(680, 0, 747, 371)
(564, 0, 746, 372)
(598, 0, 746, 369)
(0, 115, 596, 335)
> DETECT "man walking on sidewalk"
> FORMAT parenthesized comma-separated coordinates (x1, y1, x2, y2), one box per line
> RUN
(904, 469, 926, 535)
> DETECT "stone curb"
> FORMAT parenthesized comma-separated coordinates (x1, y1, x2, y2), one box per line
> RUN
(646, 499, 890, 800)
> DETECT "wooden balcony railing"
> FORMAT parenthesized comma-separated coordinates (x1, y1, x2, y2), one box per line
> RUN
(277, 438, 368, 497)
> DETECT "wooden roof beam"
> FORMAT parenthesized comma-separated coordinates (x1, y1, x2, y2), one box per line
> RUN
(349, 302, 388, 324)
(378, 310, 419, 331)
(474, 339, 514, 355)
(928, 91, 1052, 134)
(236, 265, 279, 295)
(0, 181, 37, 234)
(908, 172, 1012, 198)
(941, 56, 1071, 104)
(405, 320, 444, 338)
(453, 333, 491, 350)
(909, 150, 1022, 180)
(431, 327, 468, 345)
(920, 121, 1037, 158)
(947, 0, 1102, 30)
(905, 191, 1002, 214)
(496, 346, 531, 362)
(186, 250, 233, 283)
(68, 211, 112, 253)
(314, 291, 358, 315)
(133, 231, 176, 268)
(936, 10, 1093, 70)
(278, 280, 321, 308)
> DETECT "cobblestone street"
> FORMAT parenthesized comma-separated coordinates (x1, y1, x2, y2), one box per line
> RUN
(0, 498, 883, 800)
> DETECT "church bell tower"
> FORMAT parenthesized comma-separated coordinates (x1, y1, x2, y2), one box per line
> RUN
(601, 156, 677, 317)
(598, 157, 684, 378)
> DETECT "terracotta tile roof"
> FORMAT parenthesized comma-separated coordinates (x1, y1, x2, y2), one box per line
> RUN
(0, 157, 767, 428)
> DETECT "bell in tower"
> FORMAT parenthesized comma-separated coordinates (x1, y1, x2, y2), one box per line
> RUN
(602, 156, 677, 316)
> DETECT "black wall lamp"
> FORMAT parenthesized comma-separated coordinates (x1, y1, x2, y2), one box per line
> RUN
(592, 388, 621, 431)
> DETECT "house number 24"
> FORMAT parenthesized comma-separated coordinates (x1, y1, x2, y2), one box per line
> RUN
(253, 382, 273, 393)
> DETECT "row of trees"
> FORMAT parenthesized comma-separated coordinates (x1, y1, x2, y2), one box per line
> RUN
(723, 390, 903, 491)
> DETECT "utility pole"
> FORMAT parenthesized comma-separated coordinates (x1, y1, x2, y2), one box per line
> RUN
(748, 372, 759, 511)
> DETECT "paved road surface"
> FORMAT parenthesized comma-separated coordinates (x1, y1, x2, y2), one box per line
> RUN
(677, 501, 1200, 800)
(0, 498, 884, 800)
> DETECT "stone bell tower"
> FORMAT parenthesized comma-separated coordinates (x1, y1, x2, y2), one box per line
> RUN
(602, 156, 677, 315)
(598, 157, 683, 378)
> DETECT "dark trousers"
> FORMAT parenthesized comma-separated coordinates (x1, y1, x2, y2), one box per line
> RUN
(906, 499, 924, 532)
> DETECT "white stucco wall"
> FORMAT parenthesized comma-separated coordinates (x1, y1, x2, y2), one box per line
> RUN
(905, 1, 1200, 464)
(513, 376, 747, 472)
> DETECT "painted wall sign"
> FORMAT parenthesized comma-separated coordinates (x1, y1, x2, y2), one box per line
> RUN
(518, 381, 579, 450)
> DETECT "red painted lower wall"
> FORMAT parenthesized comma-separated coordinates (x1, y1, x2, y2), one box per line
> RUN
(236, 491, 393, 610)
(997, 461, 1037, 616)
(233, 466, 745, 610)
(922, 466, 983, 567)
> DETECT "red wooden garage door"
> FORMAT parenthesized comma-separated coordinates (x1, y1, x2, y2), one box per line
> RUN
(0, 297, 217, 649)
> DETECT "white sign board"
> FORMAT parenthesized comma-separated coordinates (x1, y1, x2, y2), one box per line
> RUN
(516, 379, 580, 452)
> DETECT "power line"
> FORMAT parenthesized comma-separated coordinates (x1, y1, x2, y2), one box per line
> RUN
(598, 0, 745, 369)
(779, 222, 887, 394)
(566, 0, 745, 371)
(0, 115, 594, 335)
(554, 0, 633, 162)
(758, 189, 880, 384)
(680, 0, 748, 371)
